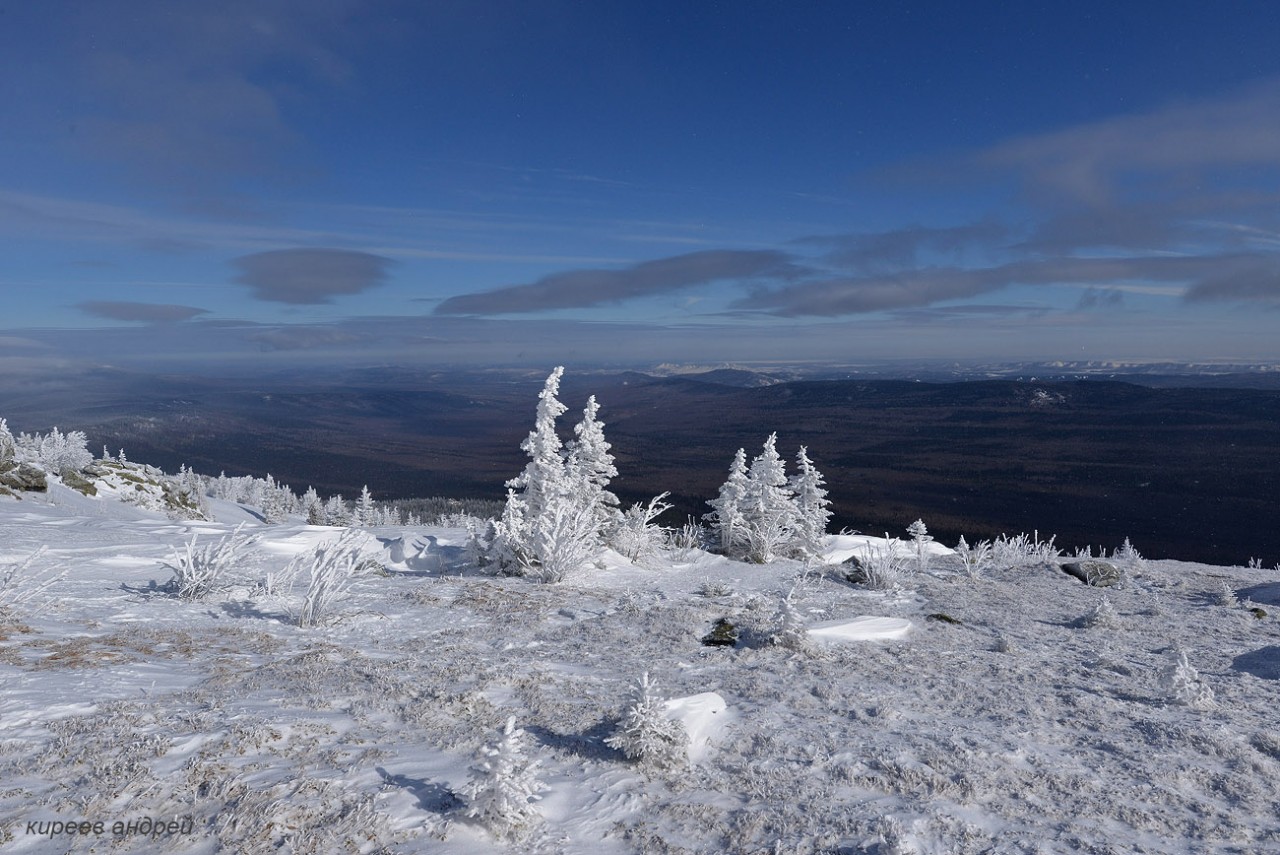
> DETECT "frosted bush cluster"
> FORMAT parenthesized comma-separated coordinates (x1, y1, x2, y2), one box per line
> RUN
(706, 437, 833, 563)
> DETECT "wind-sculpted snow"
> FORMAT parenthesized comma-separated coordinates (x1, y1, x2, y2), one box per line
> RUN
(2, 481, 1279, 853)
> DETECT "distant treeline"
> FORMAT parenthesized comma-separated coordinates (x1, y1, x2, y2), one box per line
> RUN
(390, 496, 505, 523)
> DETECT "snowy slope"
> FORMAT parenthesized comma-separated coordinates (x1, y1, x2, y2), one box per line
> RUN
(2, 485, 1279, 854)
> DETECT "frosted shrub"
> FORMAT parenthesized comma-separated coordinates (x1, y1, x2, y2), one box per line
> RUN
(18, 426, 93, 476)
(527, 495, 598, 583)
(163, 524, 255, 601)
(860, 537, 911, 590)
(462, 717, 545, 840)
(1162, 649, 1216, 710)
(667, 518, 708, 561)
(992, 532, 1059, 569)
(0, 547, 64, 614)
(954, 536, 993, 579)
(1079, 595, 1120, 629)
(1112, 537, 1146, 573)
(606, 673, 688, 771)
(611, 493, 672, 565)
(292, 529, 373, 627)
(1215, 580, 1239, 608)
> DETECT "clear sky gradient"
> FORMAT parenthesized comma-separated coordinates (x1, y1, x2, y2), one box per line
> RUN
(2, 1, 1279, 372)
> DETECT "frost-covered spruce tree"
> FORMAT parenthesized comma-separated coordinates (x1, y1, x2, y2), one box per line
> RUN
(771, 589, 812, 652)
(706, 448, 749, 557)
(354, 485, 376, 527)
(739, 434, 798, 563)
(493, 367, 569, 572)
(606, 672, 688, 771)
(462, 717, 545, 840)
(0, 418, 16, 467)
(789, 446, 832, 560)
(323, 494, 350, 526)
(492, 367, 601, 581)
(565, 395, 620, 543)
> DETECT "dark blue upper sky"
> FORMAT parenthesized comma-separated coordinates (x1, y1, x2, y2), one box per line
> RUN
(2, 1, 1279, 371)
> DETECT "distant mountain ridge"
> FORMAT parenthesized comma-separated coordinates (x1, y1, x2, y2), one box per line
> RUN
(2, 368, 1278, 565)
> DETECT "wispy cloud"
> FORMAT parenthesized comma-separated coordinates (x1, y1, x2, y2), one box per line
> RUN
(976, 78, 1280, 207)
(232, 248, 393, 304)
(77, 301, 210, 323)
(733, 253, 1279, 316)
(435, 249, 801, 315)
(797, 221, 1010, 271)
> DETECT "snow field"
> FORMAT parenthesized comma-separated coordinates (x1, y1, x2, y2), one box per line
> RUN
(1, 488, 1279, 853)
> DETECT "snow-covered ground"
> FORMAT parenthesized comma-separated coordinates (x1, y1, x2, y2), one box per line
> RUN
(2, 481, 1279, 853)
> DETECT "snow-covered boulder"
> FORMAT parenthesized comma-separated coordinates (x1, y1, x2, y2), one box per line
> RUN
(1060, 559, 1122, 587)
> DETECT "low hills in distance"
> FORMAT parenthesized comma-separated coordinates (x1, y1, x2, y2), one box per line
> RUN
(2, 361, 1277, 566)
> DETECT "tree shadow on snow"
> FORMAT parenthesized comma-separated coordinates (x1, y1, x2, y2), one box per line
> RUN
(1238, 582, 1280, 606)
(524, 719, 621, 762)
(1232, 646, 1280, 680)
(220, 600, 291, 624)
(374, 767, 461, 813)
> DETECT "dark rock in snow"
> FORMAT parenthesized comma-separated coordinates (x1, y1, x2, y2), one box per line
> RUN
(62, 470, 98, 496)
(926, 613, 962, 625)
(1060, 560, 1122, 587)
(841, 554, 868, 584)
(701, 618, 738, 647)
(0, 463, 48, 494)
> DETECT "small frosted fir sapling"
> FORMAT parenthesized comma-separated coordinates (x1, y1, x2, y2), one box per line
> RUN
(1216, 580, 1239, 608)
(606, 672, 689, 771)
(462, 717, 546, 839)
(906, 519, 932, 572)
(770, 590, 812, 652)
(1162, 649, 1216, 710)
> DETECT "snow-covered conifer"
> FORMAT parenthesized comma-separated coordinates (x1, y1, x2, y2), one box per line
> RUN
(33, 427, 93, 476)
(0, 419, 17, 466)
(907, 519, 932, 571)
(300, 486, 322, 522)
(565, 395, 620, 541)
(1162, 649, 1216, 709)
(1216, 580, 1239, 608)
(739, 434, 797, 563)
(323, 494, 350, 526)
(492, 367, 604, 581)
(789, 446, 832, 560)
(462, 717, 545, 839)
(606, 672, 688, 771)
(355, 485, 376, 527)
(771, 590, 812, 652)
(507, 366, 568, 522)
(706, 448, 749, 556)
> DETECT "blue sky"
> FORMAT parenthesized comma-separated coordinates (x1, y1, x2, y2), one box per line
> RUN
(2, 1, 1279, 372)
